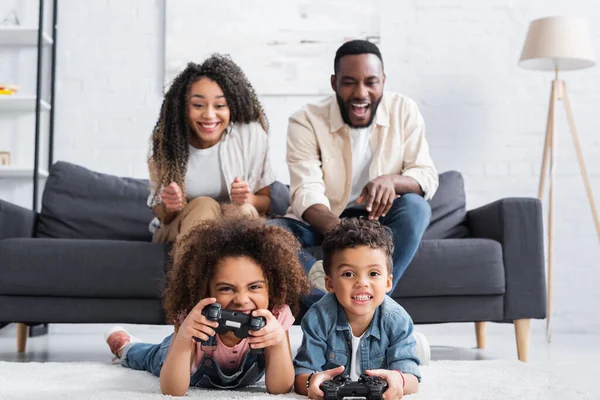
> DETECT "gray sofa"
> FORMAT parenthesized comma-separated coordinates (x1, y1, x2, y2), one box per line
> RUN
(0, 161, 546, 361)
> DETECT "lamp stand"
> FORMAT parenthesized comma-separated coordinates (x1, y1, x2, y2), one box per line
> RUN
(538, 68, 600, 343)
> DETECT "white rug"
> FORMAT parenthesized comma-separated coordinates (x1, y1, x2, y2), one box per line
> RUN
(0, 360, 596, 400)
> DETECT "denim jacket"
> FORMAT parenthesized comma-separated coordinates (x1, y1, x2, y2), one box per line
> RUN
(294, 293, 421, 381)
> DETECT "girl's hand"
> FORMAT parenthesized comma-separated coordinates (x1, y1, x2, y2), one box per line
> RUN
(247, 309, 285, 350)
(161, 182, 184, 212)
(365, 369, 404, 400)
(230, 177, 255, 205)
(176, 298, 220, 344)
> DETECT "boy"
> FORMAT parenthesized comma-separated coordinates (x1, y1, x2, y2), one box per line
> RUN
(294, 218, 421, 399)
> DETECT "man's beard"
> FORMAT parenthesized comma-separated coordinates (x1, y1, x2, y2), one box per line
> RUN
(336, 93, 383, 128)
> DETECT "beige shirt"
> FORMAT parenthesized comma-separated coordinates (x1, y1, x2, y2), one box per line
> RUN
(286, 92, 438, 220)
(148, 121, 276, 231)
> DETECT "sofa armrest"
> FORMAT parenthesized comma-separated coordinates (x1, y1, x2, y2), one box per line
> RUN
(467, 197, 546, 321)
(0, 199, 37, 239)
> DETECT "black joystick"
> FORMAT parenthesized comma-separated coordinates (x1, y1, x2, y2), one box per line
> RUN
(320, 373, 388, 400)
(193, 303, 267, 354)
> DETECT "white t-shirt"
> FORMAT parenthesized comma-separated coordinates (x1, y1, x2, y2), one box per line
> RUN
(346, 126, 374, 208)
(184, 143, 229, 202)
(349, 329, 365, 381)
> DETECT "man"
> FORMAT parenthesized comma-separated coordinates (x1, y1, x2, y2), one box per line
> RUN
(271, 39, 438, 300)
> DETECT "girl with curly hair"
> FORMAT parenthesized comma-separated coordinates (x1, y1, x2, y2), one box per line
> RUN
(148, 54, 275, 244)
(105, 214, 310, 396)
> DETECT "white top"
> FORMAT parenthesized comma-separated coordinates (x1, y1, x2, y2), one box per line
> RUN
(147, 121, 276, 232)
(346, 126, 374, 208)
(349, 329, 365, 381)
(184, 142, 228, 201)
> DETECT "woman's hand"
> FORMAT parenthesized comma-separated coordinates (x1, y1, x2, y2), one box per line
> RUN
(247, 309, 286, 350)
(161, 182, 184, 212)
(230, 177, 255, 205)
(175, 297, 220, 344)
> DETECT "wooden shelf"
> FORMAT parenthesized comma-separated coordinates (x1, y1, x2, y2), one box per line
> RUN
(0, 96, 51, 111)
(0, 166, 49, 179)
(0, 27, 53, 46)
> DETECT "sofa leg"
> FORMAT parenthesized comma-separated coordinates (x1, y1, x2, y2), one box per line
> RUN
(16, 323, 29, 353)
(475, 322, 486, 349)
(514, 319, 530, 362)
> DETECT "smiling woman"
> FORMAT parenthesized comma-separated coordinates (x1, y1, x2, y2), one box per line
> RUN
(146, 55, 275, 245)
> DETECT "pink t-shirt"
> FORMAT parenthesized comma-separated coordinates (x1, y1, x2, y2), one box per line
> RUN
(191, 305, 294, 374)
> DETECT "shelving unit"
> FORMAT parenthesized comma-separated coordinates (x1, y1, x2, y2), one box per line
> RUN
(0, 0, 58, 210)
(0, 96, 51, 111)
(0, 165, 49, 178)
(0, 26, 53, 46)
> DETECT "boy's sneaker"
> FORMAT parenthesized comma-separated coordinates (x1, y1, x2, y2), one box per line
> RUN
(104, 326, 141, 360)
(308, 260, 327, 292)
(413, 331, 431, 366)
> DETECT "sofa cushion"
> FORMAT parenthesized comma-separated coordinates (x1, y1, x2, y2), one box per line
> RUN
(423, 171, 469, 240)
(268, 181, 291, 216)
(0, 238, 168, 299)
(393, 238, 505, 298)
(305, 238, 505, 298)
(36, 162, 154, 241)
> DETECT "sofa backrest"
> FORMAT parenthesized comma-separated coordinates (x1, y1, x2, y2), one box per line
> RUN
(34, 161, 467, 241)
(36, 162, 154, 241)
(423, 171, 468, 239)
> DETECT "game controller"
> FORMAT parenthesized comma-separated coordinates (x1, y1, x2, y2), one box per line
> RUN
(193, 303, 267, 354)
(320, 373, 388, 400)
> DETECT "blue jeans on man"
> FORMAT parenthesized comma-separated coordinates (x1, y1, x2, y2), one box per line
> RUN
(268, 193, 431, 308)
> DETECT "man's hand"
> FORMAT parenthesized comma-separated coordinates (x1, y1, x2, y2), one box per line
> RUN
(231, 177, 255, 205)
(307, 365, 345, 400)
(357, 175, 397, 220)
(247, 309, 286, 350)
(161, 182, 184, 212)
(365, 369, 404, 400)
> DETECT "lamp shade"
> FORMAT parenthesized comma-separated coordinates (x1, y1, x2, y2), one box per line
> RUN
(519, 16, 596, 71)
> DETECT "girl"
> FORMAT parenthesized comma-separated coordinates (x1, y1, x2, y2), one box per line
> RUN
(105, 214, 310, 395)
(148, 54, 275, 243)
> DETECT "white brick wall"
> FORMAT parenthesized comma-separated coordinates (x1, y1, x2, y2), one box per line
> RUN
(10, 0, 600, 333)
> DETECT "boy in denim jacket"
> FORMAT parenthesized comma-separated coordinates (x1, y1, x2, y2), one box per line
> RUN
(294, 218, 421, 399)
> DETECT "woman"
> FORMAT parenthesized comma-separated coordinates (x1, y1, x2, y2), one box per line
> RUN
(148, 54, 275, 243)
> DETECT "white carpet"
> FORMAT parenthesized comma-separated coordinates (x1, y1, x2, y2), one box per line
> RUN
(0, 360, 596, 400)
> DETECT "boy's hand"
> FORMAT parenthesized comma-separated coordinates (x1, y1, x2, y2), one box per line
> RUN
(161, 182, 184, 212)
(365, 369, 404, 399)
(176, 298, 220, 343)
(247, 309, 285, 350)
(231, 177, 255, 205)
(308, 365, 345, 400)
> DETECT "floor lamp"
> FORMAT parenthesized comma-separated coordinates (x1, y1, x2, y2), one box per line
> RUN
(519, 16, 600, 342)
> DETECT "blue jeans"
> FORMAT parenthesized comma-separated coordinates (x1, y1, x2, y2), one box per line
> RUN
(121, 333, 173, 376)
(268, 194, 431, 306)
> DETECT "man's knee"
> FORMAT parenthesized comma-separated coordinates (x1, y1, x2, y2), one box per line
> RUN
(386, 193, 431, 236)
(266, 217, 294, 232)
(395, 193, 431, 220)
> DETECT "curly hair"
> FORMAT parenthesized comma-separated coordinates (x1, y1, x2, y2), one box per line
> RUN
(163, 215, 310, 327)
(148, 54, 269, 205)
(322, 218, 394, 276)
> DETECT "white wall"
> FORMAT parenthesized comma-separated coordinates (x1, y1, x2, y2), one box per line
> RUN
(12, 0, 600, 333)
